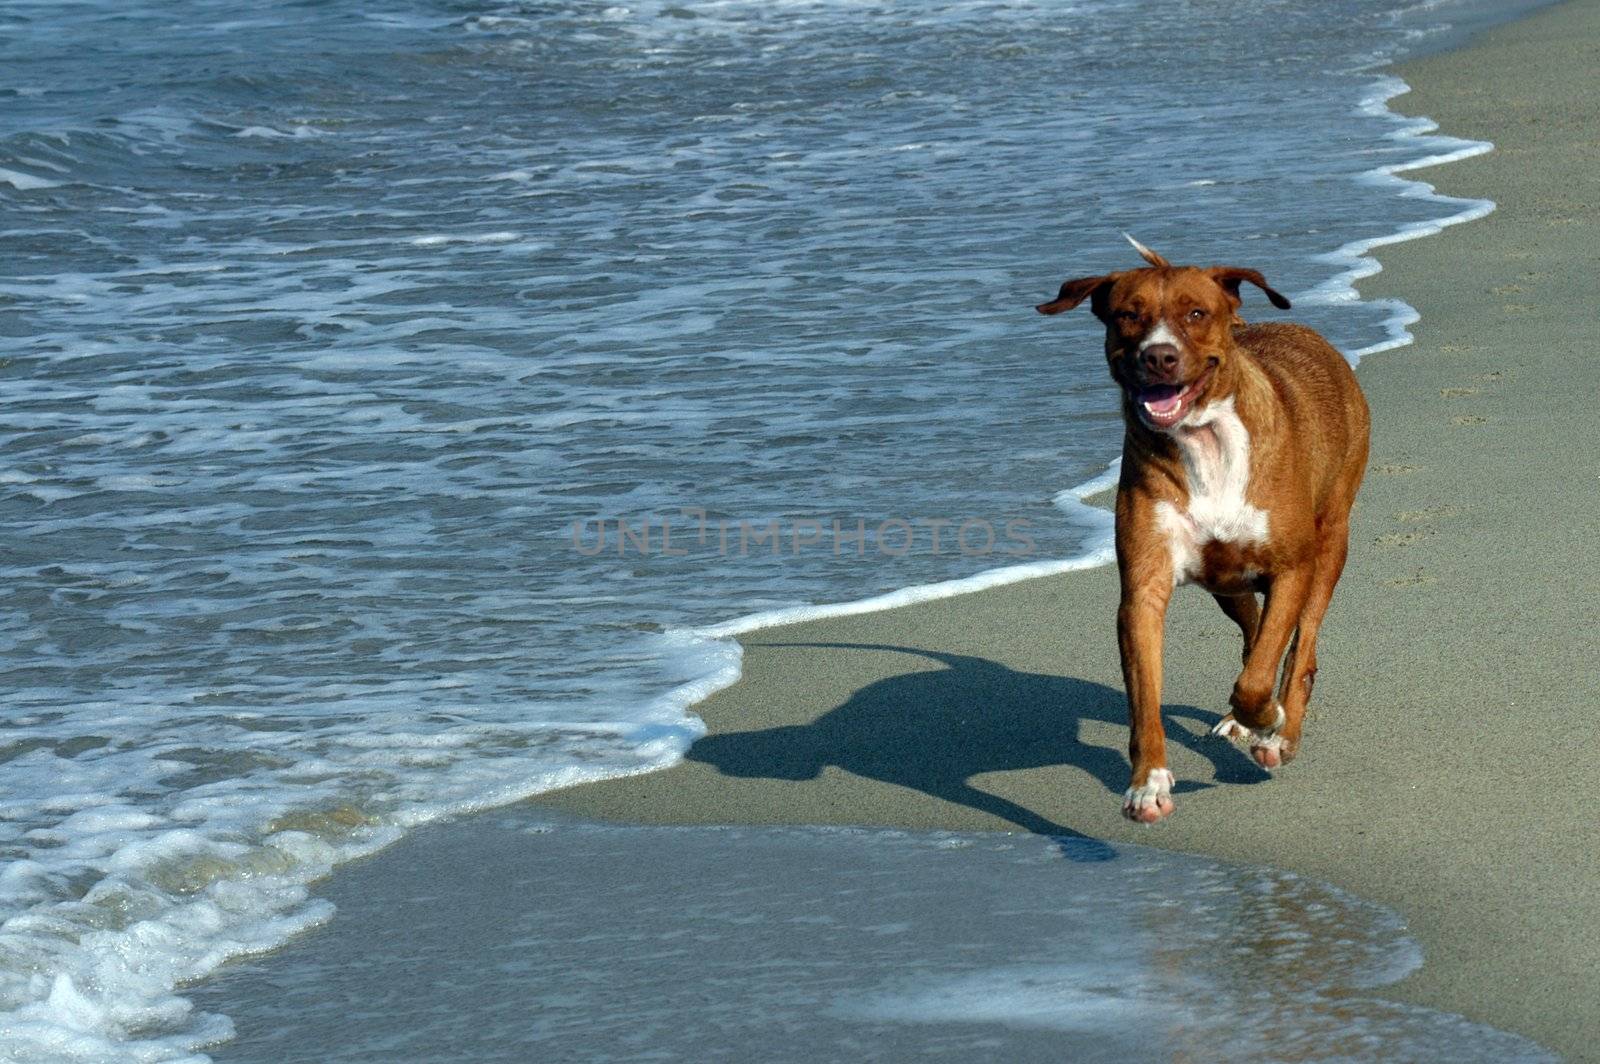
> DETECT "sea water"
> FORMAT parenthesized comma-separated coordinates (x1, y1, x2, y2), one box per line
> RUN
(194, 819, 1554, 1063)
(0, 0, 1552, 1059)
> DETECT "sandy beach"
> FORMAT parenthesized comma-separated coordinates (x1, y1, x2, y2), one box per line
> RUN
(201, 1, 1598, 1059)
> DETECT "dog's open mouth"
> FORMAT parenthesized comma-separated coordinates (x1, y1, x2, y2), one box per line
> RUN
(1133, 368, 1213, 430)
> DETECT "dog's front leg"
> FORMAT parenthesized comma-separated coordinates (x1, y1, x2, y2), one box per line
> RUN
(1117, 574, 1174, 823)
(1228, 565, 1313, 770)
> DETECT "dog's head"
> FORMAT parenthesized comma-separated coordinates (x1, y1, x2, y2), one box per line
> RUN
(1036, 238, 1290, 432)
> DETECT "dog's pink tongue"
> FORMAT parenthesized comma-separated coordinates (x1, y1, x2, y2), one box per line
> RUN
(1139, 385, 1183, 416)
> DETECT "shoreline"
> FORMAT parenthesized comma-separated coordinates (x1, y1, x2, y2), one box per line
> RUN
(197, 0, 1598, 1059)
(538, 0, 1600, 1055)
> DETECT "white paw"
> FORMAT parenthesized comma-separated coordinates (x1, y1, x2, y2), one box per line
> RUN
(1122, 768, 1175, 823)
(1251, 731, 1285, 754)
(1210, 703, 1285, 743)
(1213, 704, 1290, 770)
(1249, 721, 1288, 770)
(1209, 716, 1249, 741)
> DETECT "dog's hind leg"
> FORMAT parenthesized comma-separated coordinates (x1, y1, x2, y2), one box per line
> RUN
(1207, 592, 1262, 745)
(1226, 565, 1313, 770)
(1212, 592, 1260, 663)
(1271, 521, 1351, 765)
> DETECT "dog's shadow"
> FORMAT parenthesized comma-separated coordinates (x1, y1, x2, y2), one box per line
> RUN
(688, 642, 1268, 860)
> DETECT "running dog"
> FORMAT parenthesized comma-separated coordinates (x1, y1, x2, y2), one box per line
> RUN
(1037, 239, 1370, 822)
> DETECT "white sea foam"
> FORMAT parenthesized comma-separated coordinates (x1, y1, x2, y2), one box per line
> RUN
(843, 962, 1165, 1029)
(408, 231, 520, 246)
(0, 166, 61, 190)
(1297, 75, 1496, 361)
(233, 126, 324, 140)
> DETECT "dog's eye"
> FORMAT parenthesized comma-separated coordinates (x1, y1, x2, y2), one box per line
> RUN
(1113, 310, 1139, 323)
(1187, 308, 1208, 322)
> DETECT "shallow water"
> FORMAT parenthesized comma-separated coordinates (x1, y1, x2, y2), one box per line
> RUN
(196, 819, 1554, 1063)
(0, 0, 1553, 1058)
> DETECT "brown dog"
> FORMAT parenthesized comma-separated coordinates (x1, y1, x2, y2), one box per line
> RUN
(1037, 239, 1369, 822)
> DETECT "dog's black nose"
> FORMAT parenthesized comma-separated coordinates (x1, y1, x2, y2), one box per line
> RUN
(1140, 343, 1180, 375)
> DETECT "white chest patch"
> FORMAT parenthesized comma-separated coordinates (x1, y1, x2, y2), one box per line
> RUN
(1151, 396, 1269, 584)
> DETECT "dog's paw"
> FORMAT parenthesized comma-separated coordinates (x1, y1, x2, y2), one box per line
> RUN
(1249, 731, 1286, 770)
(1212, 705, 1291, 770)
(1122, 768, 1175, 824)
(1209, 714, 1250, 741)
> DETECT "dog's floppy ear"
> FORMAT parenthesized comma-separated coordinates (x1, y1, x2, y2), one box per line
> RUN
(1208, 266, 1292, 310)
(1036, 274, 1117, 317)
